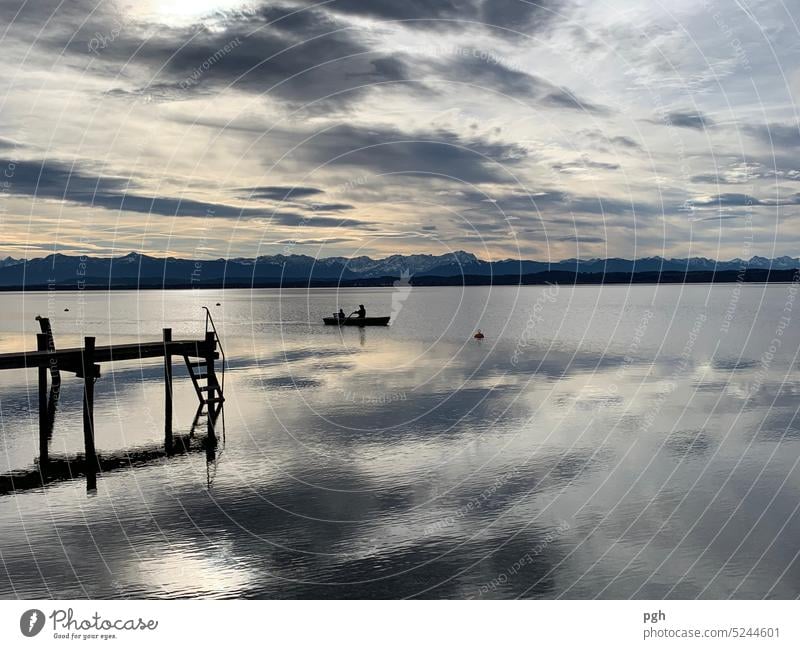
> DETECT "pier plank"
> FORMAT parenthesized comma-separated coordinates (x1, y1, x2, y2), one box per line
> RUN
(0, 339, 218, 372)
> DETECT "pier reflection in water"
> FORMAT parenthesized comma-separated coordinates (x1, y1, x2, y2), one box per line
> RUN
(0, 427, 224, 496)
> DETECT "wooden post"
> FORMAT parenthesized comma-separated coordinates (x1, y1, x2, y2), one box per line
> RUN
(163, 328, 173, 453)
(36, 333, 49, 467)
(205, 331, 217, 442)
(36, 316, 61, 387)
(82, 336, 97, 490)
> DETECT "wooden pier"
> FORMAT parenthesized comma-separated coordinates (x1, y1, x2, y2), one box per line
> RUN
(0, 311, 225, 492)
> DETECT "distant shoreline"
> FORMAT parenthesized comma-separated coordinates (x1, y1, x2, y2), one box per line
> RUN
(3, 268, 798, 291)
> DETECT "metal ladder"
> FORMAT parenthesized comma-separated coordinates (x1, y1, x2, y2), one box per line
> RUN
(183, 307, 226, 408)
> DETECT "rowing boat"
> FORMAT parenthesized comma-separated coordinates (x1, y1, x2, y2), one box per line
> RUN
(323, 316, 391, 326)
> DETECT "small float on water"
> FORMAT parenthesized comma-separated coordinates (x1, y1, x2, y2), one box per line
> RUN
(474, 329, 485, 339)
(323, 315, 390, 326)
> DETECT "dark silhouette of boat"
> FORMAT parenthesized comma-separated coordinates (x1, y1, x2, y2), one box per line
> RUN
(323, 316, 390, 326)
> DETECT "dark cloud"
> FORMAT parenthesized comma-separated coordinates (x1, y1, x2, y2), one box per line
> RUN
(8, 3, 413, 110)
(242, 186, 325, 200)
(580, 130, 642, 151)
(0, 157, 367, 224)
(610, 135, 642, 149)
(309, 203, 355, 211)
(692, 192, 800, 207)
(327, 0, 469, 22)
(480, 0, 563, 33)
(281, 124, 530, 184)
(0, 0, 103, 29)
(2, 157, 127, 200)
(427, 55, 605, 110)
(271, 237, 356, 245)
(743, 122, 800, 148)
(542, 90, 610, 114)
(690, 214, 745, 222)
(174, 115, 530, 183)
(552, 158, 620, 173)
(692, 193, 761, 206)
(555, 235, 606, 243)
(561, 194, 654, 216)
(145, 24, 411, 109)
(433, 55, 545, 97)
(0, 137, 20, 150)
(265, 213, 367, 228)
(328, 0, 565, 34)
(3, 0, 578, 114)
(455, 189, 659, 218)
(663, 110, 714, 130)
(691, 173, 745, 185)
(104, 20, 585, 110)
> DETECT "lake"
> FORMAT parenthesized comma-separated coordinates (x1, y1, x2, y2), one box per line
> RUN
(1, 283, 799, 598)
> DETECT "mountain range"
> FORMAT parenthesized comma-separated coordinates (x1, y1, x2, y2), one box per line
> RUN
(0, 251, 798, 289)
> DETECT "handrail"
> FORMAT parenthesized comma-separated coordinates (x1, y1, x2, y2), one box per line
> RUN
(202, 306, 225, 395)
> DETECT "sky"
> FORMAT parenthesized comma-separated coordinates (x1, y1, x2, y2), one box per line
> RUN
(0, 0, 799, 262)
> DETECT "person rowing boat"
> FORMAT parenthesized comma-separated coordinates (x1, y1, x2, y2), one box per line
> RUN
(331, 306, 365, 323)
(341, 304, 366, 321)
(324, 305, 388, 326)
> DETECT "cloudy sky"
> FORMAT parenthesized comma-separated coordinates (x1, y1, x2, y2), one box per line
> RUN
(1, 0, 799, 261)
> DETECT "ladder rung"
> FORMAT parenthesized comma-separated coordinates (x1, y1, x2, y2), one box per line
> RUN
(199, 386, 214, 392)
(205, 397, 225, 404)
(195, 373, 208, 380)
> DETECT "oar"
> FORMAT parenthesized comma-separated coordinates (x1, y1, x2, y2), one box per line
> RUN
(344, 310, 358, 324)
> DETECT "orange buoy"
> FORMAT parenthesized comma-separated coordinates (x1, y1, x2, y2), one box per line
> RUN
(474, 330, 484, 339)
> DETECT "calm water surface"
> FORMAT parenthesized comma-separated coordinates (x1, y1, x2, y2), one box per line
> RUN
(1, 284, 799, 598)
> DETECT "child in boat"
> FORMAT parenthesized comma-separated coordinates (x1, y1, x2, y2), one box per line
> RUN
(338, 308, 346, 320)
(355, 304, 366, 318)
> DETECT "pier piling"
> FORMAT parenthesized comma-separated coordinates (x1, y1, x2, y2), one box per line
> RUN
(82, 337, 98, 490)
(37, 333, 49, 466)
(163, 328, 173, 453)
